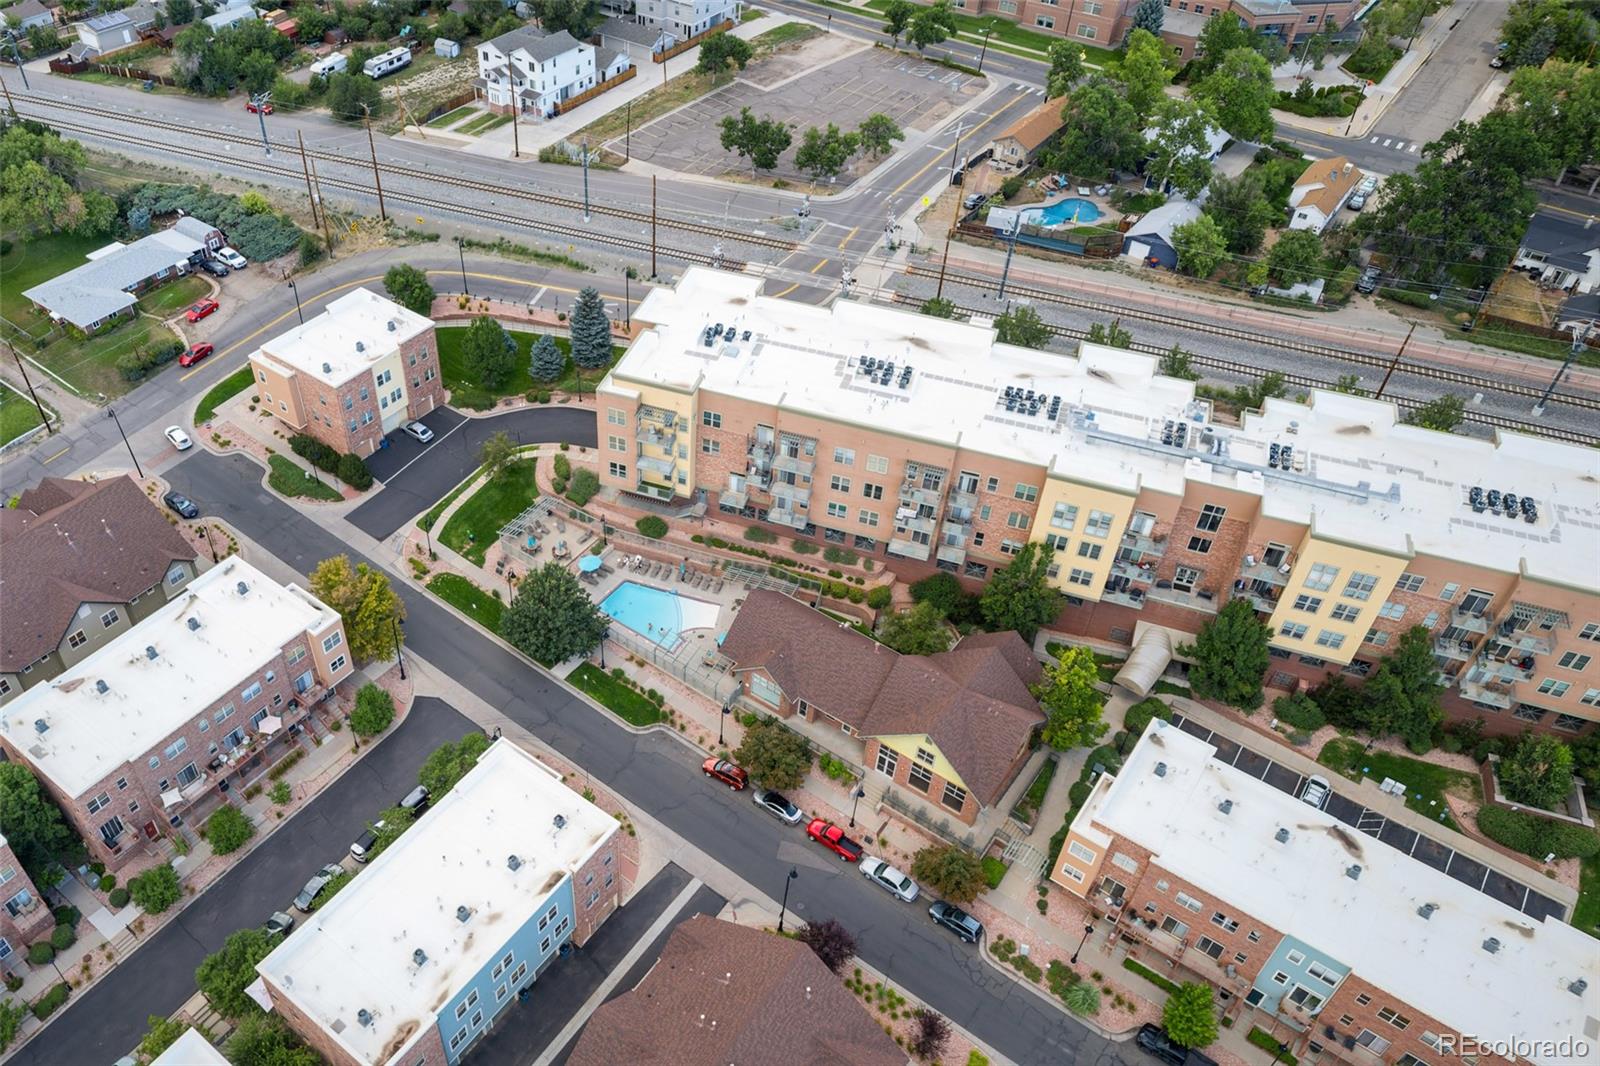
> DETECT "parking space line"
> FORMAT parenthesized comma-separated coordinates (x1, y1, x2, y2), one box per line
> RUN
(383, 415, 470, 485)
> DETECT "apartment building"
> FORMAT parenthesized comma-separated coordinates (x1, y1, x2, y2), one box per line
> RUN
(248, 287, 444, 459)
(474, 28, 631, 117)
(595, 269, 1600, 735)
(1051, 722, 1596, 1066)
(627, 0, 741, 40)
(0, 475, 199, 704)
(0, 836, 54, 964)
(0, 559, 350, 871)
(257, 740, 628, 1066)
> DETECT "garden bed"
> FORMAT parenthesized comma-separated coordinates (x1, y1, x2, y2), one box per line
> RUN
(567, 663, 668, 727)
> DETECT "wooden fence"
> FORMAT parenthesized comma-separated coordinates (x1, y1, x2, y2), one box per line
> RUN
(49, 56, 178, 85)
(652, 18, 730, 63)
(1477, 311, 1600, 349)
(552, 66, 637, 115)
(421, 88, 478, 124)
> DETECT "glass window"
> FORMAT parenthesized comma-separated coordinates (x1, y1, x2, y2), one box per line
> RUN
(607, 407, 625, 425)
(1280, 622, 1308, 640)
(1013, 483, 1038, 502)
(1196, 504, 1225, 532)
(1342, 572, 1378, 601)
(1085, 510, 1113, 538)
(1395, 573, 1424, 592)
(1293, 595, 1322, 613)
(866, 454, 889, 474)
(1050, 503, 1077, 530)
(701, 411, 721, 428)
(1187, 536, 1211, 553)
(875, 747, 898, 776)
(1557, 651, 1591, 671)
(833, 447, 854, 466)
(907, 763, 933, 793)
(1303, 563, 1339, 591)
(1068, 568, 1094, 587)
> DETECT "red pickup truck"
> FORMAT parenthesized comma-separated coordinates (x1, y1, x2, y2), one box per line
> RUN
(806, 818, 863, 862)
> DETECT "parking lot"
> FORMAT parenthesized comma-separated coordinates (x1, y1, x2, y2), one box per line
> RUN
(614, 42, 983, 187)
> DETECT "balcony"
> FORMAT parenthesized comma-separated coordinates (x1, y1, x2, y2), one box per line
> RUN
(746, 465, 773, 491)
(635, 481, 675, 502)
(1102, 585, 1146, 609)
(1121, 531, 1166, 557)
(637, 406, 677, 429)
(1458, 678, 1515, 709)
(1474, 653, 1536, 684)
(636, 453, 676, 478)
(1239, 558, 1293, 585)
(772, 452, 815, 478)
(1434, 636, 1476, 661)
(1236, 585, 1281, 613)
(895, 512, 935, 536)
(900, 483, 944, 510)
(936, 543, 967, 566)
(1112, 560, 1155, 584)
(1145, 584, 1221, 615)
(1493, 625, 1555, 656)
(940, 520, 969, 544)
(949, 488, 978, 510)
(768, 507, 807, 530)
(1452, 607, 1492, 634)
(637, 425, 676, 449)
(720, 488, 749, 510)
(887, 537, 933, 562)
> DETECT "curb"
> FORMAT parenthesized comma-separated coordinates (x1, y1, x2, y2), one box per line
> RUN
(976, 936, 1137, 1043)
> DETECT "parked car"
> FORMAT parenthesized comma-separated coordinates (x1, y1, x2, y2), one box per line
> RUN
(216, 246, 248, 269)
(199, 257, 230, 278)
(962, 192, 986, 210)
(402, 420, 434, 443)
(162, 490, 199, 519)
(245, 98, 274, 114)
(752, 789, 802, 825)
(928, 900, 983, 943)
(1135, 1025, 1221, 1066)
(1358, 175, 1379, 194)
(1347, 191, 1368, 211)
(701, 757, 749, 790)
(178, 342, 214, 367)
(163, 425, 193, 451)
(860, 857, 918, 902)
(350, 821, 385, 863)
(293, 863, 345, 912)
(805, 818, 862, 862)
(265, 911, 296, 936)
(186, 298, 219, 322)
(1356, 267, 1381, 294)
(1300, 773, 1332, 809)
(399, 785, 430, 815)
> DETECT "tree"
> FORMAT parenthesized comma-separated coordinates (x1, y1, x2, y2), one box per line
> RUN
(418, 732, 492, 797)
(994, 305, 1051, 349)
(1128, 0, 1163, 35)
(1499, 732, 1575, 810)
(138, 1016, 190, 1061)
(529, 333, 565, 382)
(569, 286, 613, 370)
(796, 918, 857, 974)
(910, 844, 987, 903)
(881, 0, 915, 44)
(1034, 645, 1108, 750)
(1171, 214, 1229, 278)
(206, 805, 254, 854)
(911, 1011, 953, 1061)
(239, 49, 277, 95)
(907, 1, 955, 53)
(1204, 172, 1275, 254)
(324, 71, 384, 122)
(0, 763, 75, 884)
(1499, 0, 1599, 67)
(1363, 626, 1444, 751)
(718, 107, 792, 174)
(794, 124, 860, 183)
(478, 431, 518, 482)
(1192, 11, 1253, 76)
(129, 864, 181, 913)
(696, 31, 753, 75)
(878, 601, 953, 655)
(461, 315, 518, 389)
(857, 113, 904, 160)
(733, 717, 813, 789)
(1144, 98, 1215, 198)
(1086, 318, 1132, 348)
(225, 1013, 321, 1066)
(1163, 982, 1218, 1048)
(166, 0, 194, 23)
(1505, 62, 1600, 182)
(1159, 344, 1199, 381)
(1045, 40, 1085, 98)
(921, 296, 956, 318)
(383, 264, 434, 315)
(1053, 77, 1144, 179)
(1117, 29, 1173, 122)
(501, 562, 608, 665)
(309, 555, 405, 666)
(350, 683, 396, 737)
(197, 929, 279, 1018)
(530, 0, 600, 38)
(979, 542, 1057, 643)
(1179, 598, 1269, 710)
(1401, 394, 1465, 432)
(367, 804, 416, 858)
(910, 572, 981, 625)
(1266, 228, 1324, 286)
(1192, 48, 1276, 142)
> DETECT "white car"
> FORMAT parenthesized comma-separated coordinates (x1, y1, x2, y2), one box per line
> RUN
(216, 247, 248, 270)
(1300, 774, 1332, 810)
(860, 856, 919, 902)
(164, 425, 193, 450)
(403, 420, 434, 443)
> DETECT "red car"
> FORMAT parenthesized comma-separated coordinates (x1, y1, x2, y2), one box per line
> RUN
(246, 99, 274, 114)
(701, 757, 748, 790)
(806, 818, 863, 862)
(179, 342, 215, 367)
(185, 299, 219, 323)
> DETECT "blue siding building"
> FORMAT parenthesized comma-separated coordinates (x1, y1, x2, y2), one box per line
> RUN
(1246, 935, 1350, 1017)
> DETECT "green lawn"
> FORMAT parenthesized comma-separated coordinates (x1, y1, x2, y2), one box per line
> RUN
(0, 384, 47, 446)
(438, 459, 539, 566)
(0, 233, 107, 328)
(1318, 737, 1477, 830)
(981, 855, 1009, 889)
(457, 112, 514, 136)
(751, 21, 821, 49)
(426, 105, 477, 128)
(195, 365, 255, 424)
(43, 317, 183, 400)
(266, 454, 343, 501)
(1574, 853, 1600, 941)
(427, 572, 505, 632)
(435, 325, 624, 411)
(567, 662, 668, 727)
(136, 275, 211, 318)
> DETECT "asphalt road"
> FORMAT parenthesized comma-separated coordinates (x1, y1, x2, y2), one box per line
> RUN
(147, 449, 1139, 1066)
(8, 696, 478, 1066)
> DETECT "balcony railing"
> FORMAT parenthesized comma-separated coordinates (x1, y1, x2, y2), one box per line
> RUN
(1146, 585, 1220, 614)
(900, 484, 944, 510)
(1473, 654, 1535, 683)
(768, 507, 807, 530)
(1112, 560, 1155, 584)
(949, 488, 978, 510)
(896, 513, 935, 536)
(1121, 531, 1166, 556)
(720, 488, 749, 510)
(1102, 586, 1146, 609)
(887, 537, 933, 562)
(638, 425, 676, 449)
(1452, 607, 1492, 633)
(935, 544, 967, 566)
(635, 481, 675, 502)
(636, 454, 676, 478)
(1492, 624, 1555, 656)
(1434, 637, 1476, 661)
(1238, 587, 1281, 613)
(637, 406, 676, 428)
(1458, 678, 1515, 709)
(940, 520, 969, 545)
(1239, 558, 1293, 585)
(772, 453, 814, 478)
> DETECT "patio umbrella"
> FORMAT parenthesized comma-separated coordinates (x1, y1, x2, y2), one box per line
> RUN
(579, 554, 602, 573)
(257, 715, 284, 735)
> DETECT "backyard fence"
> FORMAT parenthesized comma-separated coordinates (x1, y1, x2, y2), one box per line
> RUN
(652, 19, 730, 63)
(553, 66, 638, 115)
(421, 89, 478, 124)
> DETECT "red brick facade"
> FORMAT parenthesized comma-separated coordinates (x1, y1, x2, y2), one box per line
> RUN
(0, 841, 53, 959)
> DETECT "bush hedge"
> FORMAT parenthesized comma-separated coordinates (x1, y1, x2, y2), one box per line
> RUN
(635, 516, 668, 539)
(566, 468, 599, 506)
(1477, 806, 1600, 860)
(1380, 287, 1434, 309)
(289, 434, 372, 491)
(1123, 697, 1171, 739)
(866, 586, 893, 610)
(49, 924, 75, 951)
(26, 942, 53, 966)
(116, 339, 186, 382)
(109, 887, 131, 908)
(337, 453, 373, 491)
(30, 983, 69, 1021)
(123, 184, 305, 261)
(1273, 692, 1326, 732)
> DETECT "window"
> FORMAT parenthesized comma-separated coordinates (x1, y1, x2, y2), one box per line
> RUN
(1423, 611, 1440, 627)
(1007, 511, 1029, 529)
(1247, 930, 1261, 943)
(1303, 563, 1339, 591)
(941, 782, 967, 810)
(215, 703, 234, 723)
(1085, 510, 1113, 538)
(470, 1010, 483, 1029)
(87, 792, 111, 814)
(321, 632, 343, 654)
(1014, 483, 1038, 502)
(101, 608, 120, 628)
(607, 434, 627, 452)
(1187, 536, 1212, 553)
(1438, 582, 1460, 602)
(1172, 566, 1199, 593)
(1280, 623, 1308, 641)
(1377, 1007, 1411, 1031)
(1395, 573, 1424, 593)
(1068, 568, 1095, 587)
(1064, 842, 1097, 866)
(875, 747, 898, 776)
(1034, 13, 1053, 25)
(1196, 504, 1225, 532)
(1210, 912, 1238, 932)
(176, 763, 198, 787)
(867, 454, 889, 474)
(1270, 971, 1290, 985)
(1558, 651, 1591, 671)
(833, 447, 855, 466)
(861, 482, 883, 500)
(329, 655, 346, 673)
(1315, 631, 1346, 650)
(1111, 852, 1138, 873)
(701, 410, 721, 428)
(1355, 993, 1372, 1006)
(1580, 622, 1600, 641)
(1284, 949, 1307, 965)
(1342, 572, 1378, 601)
(287, 645, 306, 666)
(241, 681, 263, 703)
(1048, 503, 1078, 531)
(1160, 916, 1189, 938)
(164, 737, 188, 759)
(1331, 603, 1361, 622)
(99, 816, 125, 846)
(1194, 936, 1224, 959)
(607, 407, 625, 425)
(1075, 20, 1097, 37)
(830, 474, 850, 492)
(68, 629, 87, 650)
(1044, 533, 1069, 552)
(609, 461, 627, 479)
(1537, 678, 1570, 697)
(1378, 601, 1406, 620)
(1305, 961, 1339, 986)
(826, 502, 847, 519)
(859, 509, 879, 528)
(1580, 690, 1600, 708)
(1286, 985, 1324, 1011)
(1082, 0, 1101, 12)
(1174, 891, 1202, 913)
(116, 776, 128, 790)
(1293, 595, 1322, 613)
(1077, 542, 1101, 560)
(907, 763, 933, 793)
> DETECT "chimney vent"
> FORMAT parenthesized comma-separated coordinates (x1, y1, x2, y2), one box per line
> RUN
(387, 319, 397, 332)
(357, 1009, 373, 1027)
(187, 617, 201, 631)
(1482, 937, 1501, 954)
(355, 341, 365, 353)
(1416, 903, 1436, 920)
(1568, 978, 1588, 995)
(507, 855, 522, 871)
(1218, 799, 1233, 815)
(412, 948, 428, 967)
(145, 645, 158, 661)
(33, 719, 48, 735)
(1275, 828, 1290, 844)
(236, 581, 250, 596)
(553, 814, 567, 830)
(1346, 864, 1362, 880)
(456, 905, 471, 923)
(1154, 762, 1168, 778)
(95, 680, 109, 695)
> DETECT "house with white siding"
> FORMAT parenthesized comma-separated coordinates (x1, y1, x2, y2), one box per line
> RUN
(474, 27, 630, 117)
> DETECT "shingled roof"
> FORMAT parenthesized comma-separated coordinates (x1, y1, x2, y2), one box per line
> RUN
(566, 915, 905, 1066)
(0, 477, 197, 672)
(720, 591, 1043, 805)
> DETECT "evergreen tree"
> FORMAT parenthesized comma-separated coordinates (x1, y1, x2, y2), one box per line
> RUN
(500, 562, 608, 665)
(568, 287, 613, 370)
(1129, 0, 1164, 36)
(1179, 598, 1270, 710)
(460, 315, 518, 389)
(529, 333, 565, 382)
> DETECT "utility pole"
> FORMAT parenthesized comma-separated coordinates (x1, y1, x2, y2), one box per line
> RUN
(0, 68, 15, 118)
(362, 104, 387, 221)
(297, 130, 320, 230)
(650, 175, 658, 279)
(107, 408, 142, 479)
(250, 92, 272, 155)
(625, 99, 632, 162)
(5, 39, 29, 92)
(309, 154, 336, 258)
(582, 138, 591, 222)
(1373, 323, 1414, 399)
(1533, 322, 1593, 416)
(511, 105, 520, 159)
(976, 25, 993, 74)
(456, 236, 469, 295)
(997, 215, 1020, 301)
(9, 348, 52, 435)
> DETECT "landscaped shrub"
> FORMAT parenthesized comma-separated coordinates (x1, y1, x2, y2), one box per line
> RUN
(129, 864, 181, 914)
(49, 923, 74, 951)
(744, 526, 777, 544)
(206, 806, 255, 855)
(99, 874, 116, 892)
(822, 546, 859, 565)
(1068, 781, 1090, 807)
(1273, 692, 1326, 732)
(1477, 806, 1600, 860)
(866, 586, 893, 610)
(1123, 697, 1171, 739)
(30, 983, 69, 1021)
(553, 454, 572, 480)
(289, 434, 340, 474)
(109, 887, 131, 908)
(53, 905, 80, 928)
(635, 516, 668, 539)
(26, 941, 53, 965)
(790, 538, 819, 554)
(1380, 287, 1433, 309)
(566, 468, 599, 506)
(123, 184, 304, 261)
(115, 339, 187, 381)
(349, 683, 396, 737)
(337, 453, 373, 491)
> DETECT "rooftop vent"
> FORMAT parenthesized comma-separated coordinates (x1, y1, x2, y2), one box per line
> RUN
(507, 854, 522, 871)
(1274, 828, 1290, 844)
(186, 617, 201, 632)
(236, 581, 250, 597)
(1569, 978, 1588, 996)
(355, 341, 365, 353)
(95, 680, 109, 695)
(357, 1009, 373, 1027)
(144, 645, 158, 661)
(387, 319, 397, 332)
(456, 905, 471, 923)
(553, 814, 567, 830)
(1153, 762, 1167, 778)
(33, 719, 48, 735)
(322, 362, 333, 374)
(1482, 937, 1501, 954)
(412, 948, 428, 967)
(1346, 864, 1362, 880)
(1416, 903, 1436, 920)
(1217, 799, 1233, 815)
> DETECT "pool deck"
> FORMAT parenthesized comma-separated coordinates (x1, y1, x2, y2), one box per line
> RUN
(585, 549, 745, 662)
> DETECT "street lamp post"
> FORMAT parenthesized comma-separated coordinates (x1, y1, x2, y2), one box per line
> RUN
(456, 236, 469, 296)
(1070, 922, 1094, 964)
(848, 786, 866, 827)
(286, 278, 304, 324)
(1269, 1041, 1292, 1066)
(717, 703, 731, 746)
(200, 523, 218, 563)
(777, 867, 799, 932)
(391, 617, 406, 680)
(977, 25, 993, 73)
(106, 408, 143, 478)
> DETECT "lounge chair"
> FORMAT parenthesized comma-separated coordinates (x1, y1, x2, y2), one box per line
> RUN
(598, 565, 613, 577)
(556, 519, 566, 533)
(714, 580, 724, 593)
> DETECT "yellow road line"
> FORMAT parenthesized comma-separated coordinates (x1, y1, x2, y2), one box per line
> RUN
(42, 446, 71, 463)
(836, 225, 860, 250)
(770, 283, 801, 298)
(809, 258, 831, 273)
(888, 109, 1008, 198)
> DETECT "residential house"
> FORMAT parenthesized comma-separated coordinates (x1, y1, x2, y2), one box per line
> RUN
(595, 268, 1600, 736)
(248, 287, 445, 458)
(1287, 155, 1363, 235)
(173, 214, 226, 254)
(990, 95, 1067, 170)
(1141, 117, 1229, 193)
(1514, 211, 1600, 295)
(475, 27, 630, 117)
(567, 915, 905, 1066)
(622, 0, 740, 41)
(1122, 199, 1203, 269)
(599, 15, 674, 60)
(7, 0, 55, 33)
(0, 475, 199, 703)
(257, 740, 631, 1066)
(0, 836, 54, 965)
(1556, 291, 1600, 338)
(151, 1028, 230, 1066)
(21, 228, 207, 332)
(0, 558, 350, 871)
(203, 2, 259, 31)
(1051, 720, 1596, 1066)
(74, 10, 138, 56)
(719, 590, 1043, 826)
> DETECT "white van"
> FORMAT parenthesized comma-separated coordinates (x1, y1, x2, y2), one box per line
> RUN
(310, 52, 348, 77)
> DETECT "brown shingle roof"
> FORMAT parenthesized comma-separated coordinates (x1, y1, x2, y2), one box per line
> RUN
(566, 915, 906, 1066)
(720, 592, 1043, 805)
(0, 477, 197, 671)
(1291, 155, 1363, 218)
(994, 96, 1067, 153)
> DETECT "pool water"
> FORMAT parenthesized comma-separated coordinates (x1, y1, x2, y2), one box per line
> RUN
(598, 581, 721, 649)
(1021, 197, 1102, 226)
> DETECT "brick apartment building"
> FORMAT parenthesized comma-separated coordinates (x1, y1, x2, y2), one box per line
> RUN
(249, 287, 444, 459)
(1051, 722, 1596, 1066)
(0, 558, 350, 871)
(0, 475, 199, 704)
(595, 269, 1600, 736)
(0, 836, 54, 966)
(257, 740, 631, 1066)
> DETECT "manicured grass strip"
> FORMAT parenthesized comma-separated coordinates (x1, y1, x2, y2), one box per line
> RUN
(981, 855, 1008, 889)
(1011, 757, 1056, 822)
(195, 365, 255, 424)
(1574, 854, 1600, 941)
(0, 384, 47, 446)
(1318, 737, 1476, 830)
(438, 459, 539, 566)
(136, 275, 210, 317)
(427, 573, 505, 632)
(1249, 1027, 1297, 1066)
(266, 454, 342, 501)
(568, 662, 668, 726)
(435, 325, 623, 411)
(457, 112, 514, 136)
(420, 464, 484, 532)
(426, 105, 476, 128)
(1122, 957, 1179, 995)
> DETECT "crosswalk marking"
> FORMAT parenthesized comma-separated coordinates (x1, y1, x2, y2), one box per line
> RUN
(1410, 142, 1420, 152)
(1370, 136, 1381, 143)
(1382, 138, 1393, 147)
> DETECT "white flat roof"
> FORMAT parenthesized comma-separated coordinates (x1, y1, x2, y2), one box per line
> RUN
(255, 740, 617, 1066)
(151, 1027, 230, 1066)
(612, 269, 1600, 587)
(255, 287, 432, 388)
(1090, 723, 1598, 1064)
(0, 558, 334, 798)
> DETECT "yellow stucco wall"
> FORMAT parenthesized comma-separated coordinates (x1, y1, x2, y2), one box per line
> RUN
(873, 733, 969, 791)
(1265, 528, 1410, 665)
(627, 380, 697, 494)
(1028, 473, 1137, 600)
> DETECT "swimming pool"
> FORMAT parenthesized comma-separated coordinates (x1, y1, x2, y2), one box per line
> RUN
(1020, 197, 1102, 227)
(598, 581, 721, 649)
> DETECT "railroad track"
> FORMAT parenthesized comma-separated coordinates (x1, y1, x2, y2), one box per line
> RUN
(13, 93, 801, 254)
(906, 264, 1600, 413)
(25, 114, 753, 271)
(896, 295, 1600, 447)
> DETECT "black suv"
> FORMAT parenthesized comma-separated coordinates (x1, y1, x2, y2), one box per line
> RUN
(928, 900, 983, 943)
(199, 257, 230, 278)
(1136, 1025, 1219, 1066)
(162, 490, 199, 519)
(1355, 267, 1381, 294)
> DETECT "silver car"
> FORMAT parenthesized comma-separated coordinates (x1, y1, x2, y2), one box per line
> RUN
(265, 910, 296, 936)
(293, 863, 345, 912)
(752, 789, 803, 825)
(403, 420, 434, 443)
(1300, 774, 1332, 810)
(860, 856, 919, 902)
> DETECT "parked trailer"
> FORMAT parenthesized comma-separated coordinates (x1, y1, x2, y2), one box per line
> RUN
(363, 47, 411, 79)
